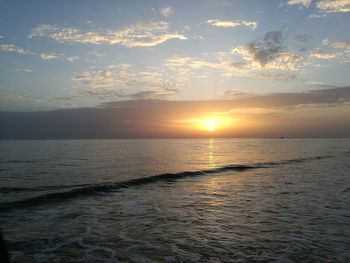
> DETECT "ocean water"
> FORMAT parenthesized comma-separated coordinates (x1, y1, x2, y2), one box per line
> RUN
(0, 138, 350, 262)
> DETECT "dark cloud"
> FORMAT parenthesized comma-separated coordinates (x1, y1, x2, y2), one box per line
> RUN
(294, 34, 311, 52)
(230, 31, 300, 79)
(122, 90, 177, 100)
(295, 34, 310, 43)
(247, 31, 284, 67)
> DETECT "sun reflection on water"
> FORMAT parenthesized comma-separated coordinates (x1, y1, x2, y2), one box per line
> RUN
(208, 138, 215, 168)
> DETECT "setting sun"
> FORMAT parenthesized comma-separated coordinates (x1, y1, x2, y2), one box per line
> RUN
(202, 118, 222, 132)
(200, 117, 231, 132)
(176, 115, 234, 134)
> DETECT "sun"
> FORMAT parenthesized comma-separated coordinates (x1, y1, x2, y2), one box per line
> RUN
(202, 118, 224, 132)
(180, 115, 232, 134)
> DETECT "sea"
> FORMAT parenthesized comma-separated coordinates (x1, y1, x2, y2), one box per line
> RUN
(0, 138, 349, 262)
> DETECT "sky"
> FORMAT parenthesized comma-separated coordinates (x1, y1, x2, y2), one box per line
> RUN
(0, 0, 350, 138)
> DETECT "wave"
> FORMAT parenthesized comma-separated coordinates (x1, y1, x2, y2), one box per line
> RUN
(0, 157, 87, 164)
(0, 155, 332, 212)
(0, 184, 91, 193)
(0, 159, 51, 164)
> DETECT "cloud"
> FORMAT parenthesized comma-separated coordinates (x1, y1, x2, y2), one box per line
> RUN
(257, 72, 297, 80)
(15, 68, 33, 73)
(166, 55, 220, 70)
(321, 39, 350, 62)
(306, 81, 345, 89)
(323, 39, 350, 52)
(67, 56, 79, 62)
(165, 32, 300, 81)
(287, 0, 312, 7)
(215, 0, 234, 6)
(29, 21, 187, 47)
(193, 35, 204, 40)
(316, 0, 350, 13)
(224, 90, 251, 97)
(0, 92, 44, 103)
(207, 19, 257, 29)
(123, 90, 174, 100)
(309, 51, 337, 59)
(294, 34, 312, 52)
(176, 31, 317, 81)
(0, 44, 29, 54)
(72, 65, 181, 99)
(228, 31, 300, 78)
(183, 25, 191, 31)
(40, 52, 60, 60)
(165, 55, 224, 82)
(87, 50, 104, 58)
(231, 31, 284, 67)
(0, 91, 74, 107)
(295, 34, 311, 43)
(38, 52, 80, 62)
(159, 7, 174, 17)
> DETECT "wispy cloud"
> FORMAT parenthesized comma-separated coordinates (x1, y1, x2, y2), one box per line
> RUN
(122, 90, 175, 100)
(309, 51, 337, 59)
(321, 39, 350, 62)
(15, 68, 33, 73)
(166, 55, 220, 70)
(165, 54, 224, 83)
(316, 0, 350, 13)
(67, 56, 79, 62)
(72, 65, 181, 99)
(287, 0, 312, 8)
(216, 0, 234, 6)
(40, 52, 60, 60)
(0, 92, 44, 102)
(0, 44, 29, 54)
(207, 19, 257, 30)
(0, 91, 74, 107)
(159, 7, 174, 17)
(29, 21, 187, 47)
(323, 39, 350, 52)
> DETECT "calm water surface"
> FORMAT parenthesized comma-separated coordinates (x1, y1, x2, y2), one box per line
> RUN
(0, 139, 350, 262)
